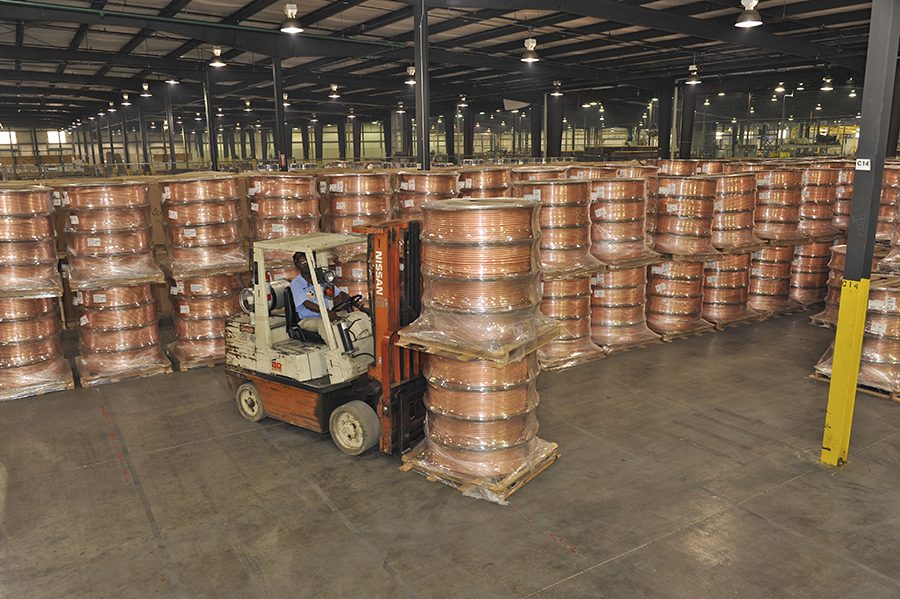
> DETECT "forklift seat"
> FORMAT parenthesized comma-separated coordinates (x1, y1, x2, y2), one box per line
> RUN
(283, 285, 326, 345)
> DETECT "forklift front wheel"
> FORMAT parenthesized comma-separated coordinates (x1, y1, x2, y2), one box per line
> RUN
(235, 382, 266, 422)
(329, 401, 380, 456)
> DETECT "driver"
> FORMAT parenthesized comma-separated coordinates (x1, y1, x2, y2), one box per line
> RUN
(290, 251, 350, 339)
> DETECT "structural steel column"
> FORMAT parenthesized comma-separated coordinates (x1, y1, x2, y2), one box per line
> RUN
(240, 128, 247, 159)
(657, 87, 674, 159)
(121, 112, 131, 167)
(403, 112, 413, 157)
(261, 129, 269, 161)
(678, 83, 698, 158)
(74, 128, 82, 160)
(249, 128, 257, 159)
(301, 123, 310, 161)
(822, 0, 900, 467)
(546, 93, 563, 158)
(272, 59, 287, 171)
(463, 108, 474, 158)
(96, 121, 105, 165)
(203, 70, 218, 170)
(30, 127, 41, 169)
(337, 120, 347, 160)
(314, 121, 324, 162)
(444, 110, 456, 163)
(164, 85, 177, 172)
(530, 105, 542, 158)
(413, 0, 430, 169)
(352, 118, 362, 161)
(138, 109, 150, 168)
(88, 127, 96, 164)
(106, 122, 114, 164)
(382, 113, 393, 159)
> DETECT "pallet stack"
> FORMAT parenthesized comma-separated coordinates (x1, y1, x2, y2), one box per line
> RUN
(457, 167, 510, 198)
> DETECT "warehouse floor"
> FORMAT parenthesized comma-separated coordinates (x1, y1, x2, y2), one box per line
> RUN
(2, 313, 900, 598)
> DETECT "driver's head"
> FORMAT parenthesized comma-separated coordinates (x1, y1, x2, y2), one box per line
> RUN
(292, 251, 311, 279)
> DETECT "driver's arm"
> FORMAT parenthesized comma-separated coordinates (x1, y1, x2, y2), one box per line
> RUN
(302, 300, 322, 313)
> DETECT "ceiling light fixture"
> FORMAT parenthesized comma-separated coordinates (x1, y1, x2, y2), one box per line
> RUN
(328, 83, 340, 99)
(396, 101, 406, 114)
(280, 3, 304, 33)
(796, 82, 805, 91)
(520, 37, 539, 63)
(686, 64, 701, 85)
(140, 82, 152, 98)
(404, 66, 416, 85)
(310, 114, 318, 123)
(165, 77, 180, 85)
(735, 0, 763, 28)
(283, 93, 290, 107)
(195, 112, 203, 121)
(849, 89, 857, 98)
(107, 102, 116, 113)
(820, 75, 833, 92)
(457, 95, 468, 108)
(121, 93, 131, 106)
(815, 103, 822, 111)
(550, 80, 563, 97)
(703, 98, 710, 106)
(348, 108, 356, 119)
(717, 91, 726, 96)
(775, 82, 785, 93)
(209, 47, 226, 68)
(244, 99, 252, 112)
(770, 95, 777, 102)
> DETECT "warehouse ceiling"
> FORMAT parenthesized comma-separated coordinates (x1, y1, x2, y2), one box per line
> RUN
(0, 0, 876, 127)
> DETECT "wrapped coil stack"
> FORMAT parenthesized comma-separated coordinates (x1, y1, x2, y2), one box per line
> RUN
(0, 297, 73, 400)
(510, 166, 569, 182)
(246, 173, 320, 267)
(797, 168, 839, 238)
(646, 261, 712, 336)
(879, 167, 900, 239)
(753, 168, 804, 242)
(537, 276, 604, 370)
(590, 267, 659, 352)
(701, 254, 757, 326)
(815, 275, 900, 397)
(710, 173, 762, 251)
(695, 160, 725, 174)
(566, 165, 619, 179)
(654, 175, 719, 257)
(168, 273, 243, 367)
(658, 159, 699, 176)
(323, 172, 393, 269)
(334, 260, 369, 309)
(396, 171, 459, 219)
(457, 167, 511, 198)
(73, 285, 171, 384)
(0, 185, 63, 297)
(811, 245, 885, 327)
(833, 165, 854, 231)
(588, 178, 658, 265)
(616, 165, 659, 239)
(790, 241, 833, 306)
(748, 246, 796, 312)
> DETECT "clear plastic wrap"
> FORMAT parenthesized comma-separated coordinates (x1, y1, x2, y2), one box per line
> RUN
(590, 266, 660, 351)
(168, 274, 242, 368)
(588, 178, 658, 264)
(59, 180, 150, 209)
(323, 172, 393, 195)
(0, 357, 73, 401)
(658, 159, 699, 175)
(246, 173, 318, 198)
(159, 174, 240, 203)
(702, 253, 758, 325)
(710, 174, 762, 250)
(754, 169, 805, 241)
(646, 261, 712, 335)
(811, 244, 886, 326)
(510, 166, 568, 182)
(249, 197, 320, 219)
(397, 171, 459, 195)
(164, 199, 239, 225)
(880, 197, 900, 272)
(798, 171, 839, 238)
(695, 160, 726, 174)
(0, 185, 54, 216)
(748, 246, 795, 312)
(251, 216, 319, 241)
(0, 186, 62, 298)
(790, 242, 832, 306)
(538, 275, 604, 369)
(458, 167, 511, 193)
(616, 166, 659, 236)
(0, 298, 73, 400)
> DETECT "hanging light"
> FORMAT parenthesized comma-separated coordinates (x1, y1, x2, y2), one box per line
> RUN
(107, 102, 116, 113)
(796, 82, 805, 91)
(310, 114, 318, 123)
(550, 80, 563, 97)
(770, 95, 777, 102)
(140, 82, 152, 98)
(815, 104, 822, 111)
(195, 112, 203, 121)
(88, 116, 95, 120)
(404, 66, 416, 85)
(121, 93, 131, 106)
(457, 95, 468, 108)
(209, 47, 226, 68)
(820, 75, 833, 91)
(703, 98, 710, 106)
(717, 91, 726, 96)
(244, 99, 252, 112)
(686, 64, 701, 85)
(775, 82, 785, 93)
(396, 101, 406, 114)
(348, 108, 356, 119)
(217, 106, 223, 113)
(849, 89, 857, 98)
(581, 102, 591, 108)
(788, 115, 794, 121)
(735, 0, 762, 28)
(328, 83, 340, 99)
(280, 3, 304, 33)
(165, 77, 180, 85)
(520, 37, 539, 63)
(283, 93, 290, 107)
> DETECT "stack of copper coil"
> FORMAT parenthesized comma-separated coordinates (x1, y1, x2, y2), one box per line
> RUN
(646, 261, 710, 335)
(654, 175, 719, 256)
(510, 166, 569, 182)
(457, 167, 511, 198)
(396, 171, 459, 219)
(537, 276, 603, 369)
(510, 179, 601, 274)
(566, 165, 619, 178)
(658, 159, 698, 176)
(748, 246, 795, 312)
(247, 173, 320, 244)
(616, 165, 659, 238)
(833, 165, 854, 230)
(74, 284, 170, 383)
(323, 172, 393, 265)
(702, 254, 757, 325)
(695, 160, 725, 175)
(754, 168, 804, 241)
(815, 274, 900, 396)
(590, 267, 659, 351)
(811, 244, 885, 327)
(798, 168, 839, 238)
(61, 180, 163, 289)
(334, 260, 369, 307)
(0, 297, 72, 400)
(0, 185, 61, 296)
(168, 273, 243, 366)
(790, 242, 833, 306)
(160, 174, 246, 276)
(588, 178, 657, 264)
(880, 167, 900, 239)
(710, 173, 762, 250)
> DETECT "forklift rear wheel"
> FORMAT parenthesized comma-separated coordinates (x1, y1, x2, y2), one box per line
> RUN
(329, 401, 380, 456)
(235, 382, 266, 422)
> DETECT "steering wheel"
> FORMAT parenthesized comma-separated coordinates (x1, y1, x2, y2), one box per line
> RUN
(332, 294, 363, 313)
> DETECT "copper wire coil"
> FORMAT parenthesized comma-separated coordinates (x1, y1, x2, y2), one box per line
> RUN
(539, 336, 600, 362)
(591, 239, 653, 262)
(0, 264, 58, 286)
(657, 197, 714, 217)
(589, 178, 645, 201)
(696, 161, 725, 174)
(250, 197, 320, 218)
(78, 301, 157, 331)
(725, 162, 768, 173)
(424, 276, 538, 313)
(171, 337, 225, 361)
(865, 313, 900, 338)
(702, 303, 755, 323)
(790, 285, 827, 306)
(0, 336, 62, 368)
(164, 200, 239, 225)
(173, 315, 227, 340)
(397, 192, 455, 214)
(335, 261, 368, 281)
(0, 215, 54, 240)
(539, 247, 600, 271)
(707, 253, 752, 270)
(711, 226, 758, 249)
(511, 180, 591, 205)
(425, 308, 548, 346)
(247, 174, 318, 198)
(541, 204, 591, 228)
(712, 174, 757, 195)
(749, 278, 791, 300)
(799, 202, 836, 220)
(0, 298, 55, 321)
(649, 277, 703, 298)
(591, 321, 658, 347)
(656, 214, 713, 237)
(590, 221, 646, 243)
(0, 186, 53, 216)
(754, 204, 800, 223)
(540, 295, 591, 319)
(77, 345, 167, 375)
(884, 168, 900, 187)
(427, 410, 537, 451)
(544, 277, 592, 297)
(860, 337, 900, 363)
(329, 213, 390, 233)
(794, 256, 832, 273)
(171, 274, 242, 297)
(425, 382, 536, 420)
(421, 199, 537, 243)
(837, 168, 855, 185)
(835, 199, 851, 215)
(794, 241, 833, 257)
(540, 226, 590, 249)
(714, 193, 755, 213)
(658, 160, 698, 175)
(703, 287, 749, 303)
(755, 245, 796, 262)
(754, 224, 802, 241)
(653, 233, 717, 256)
(422, 241, 535, 278)
(646, 303, 705, 333)
(591, 304, 647, 327)
(67, 207, 150, 232)
(800, 185, 837, 202)
(591, 199, 645, 222)
(457, 188, 509, 198)
(0, 239, 56, 265)
(0, 312, 60, 344)
(510, 166, 569, 182)
(267, 265, 299, 282)
(566, 166, 619, 178)
(704, 271, 750, 289)
(166, 221, 240, 248)
(656, 176, 717, 198)
(397, 172, 459, 195)
(591, 285, 645, 308)
(67, 254, 159, 282)
(159, 176, 239, 202)
(252, 216, 319, 240)
(757, 189, 801, 206)
(330, 194, 393, 216)
(802, 169, 839, 186)
(425, 353, 538, 389)
(835, 187, 853, 201)
(167, 243, 245, 270)
(61, 181, 149, 209)
(593, 266, 646, 289)
(798, 222, 838, 238)
(866, 284, 900, 311)
(752, 262, 792, 279)
(174, 295, 240, 319)
(554, 316, 593, 339)
(78, 285, 154, 308)
(428, 437, 541, 478)
(323, 173, 392, 195)
(755, 169, 803, 189)
(650, 261, 704, 279)
(458, 168, 511, 190)
(78, 324, 159, 352)
(69, 228, 152, 256)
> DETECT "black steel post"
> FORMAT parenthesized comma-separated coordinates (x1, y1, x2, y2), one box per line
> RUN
(196, 130, 204, 158)
(261, 129, 269, 161)
(30, 126, 41, 171)
(530, 106, 542, 158)
(300, 123, 310, 161)
(74, 128, 82, 160)
(203, 70, 218, 170)
(337, 120, 347, 160)
(272, 58, 287, 171)
(382, 113, 393, 159)
(444, 110, 456, 163)
(403, 111, 413, 157)
(88, 127, 96, 164)
(463, 107, 474, 158)
(249, 128, 257, 159)
(164, 85, 177, 172)
(657, 86, 674, 158)
(96, 120, 105, 165)
(678, 83, 699, 158)
(138, 109, 150, 169)
(120, 111, 131, 167)
(240, 128, 247, 159)
(314, 121, 324, 161)
(413, 0, 430, 169)
(352, 118, 362, 161)
(546, 93, 564, 158)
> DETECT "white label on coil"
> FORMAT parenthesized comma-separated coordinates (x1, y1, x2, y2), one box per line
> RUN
(523, 193, 537, 202)
(886, 297, 897, 311)
(869, 299, 885, 311)
(593, 274, 605, 285)
(404, 199, 415, 207)
(334, 266, 344, 277)
(533, 188, 542, 200)
(250, 202, 259, 212)
(751, 268, 762, 276)
(329, 182, 344, 192)
(69, 215, 79, 224)
(398, 263, 405, 271)
(756, 177, 769, 186)
(79, 315, 89, 326)
(352, 268, 364, 278)
(170, 285, 179, 295)
(162, 186, 171, 200)
(319, 181, 327, 194)
(654, 283, 667, 293)
(74, 291, 83, 305)
(92, 293, 107, 303)
(856, 158, 871, 172)
(86, 237, 101, 247)
(707, 275, 719, 285)
(62, 191, 70, 205)
(408, 180, 416, 191)
(52, 191, 62, 206)
(247, 185, 257, 196)
(594, 207, 608, 218)
(352, 218, 364, 225)
(593, 289, 606, 297)
(180, 304, 190, 314)
(463, 178, 473, 189)
(591, 190, 602, 201)
(183, 228, 197, 237)
(870, 322, 887, 335)
(335, 201, 346, 210)
(665, 203, 679, 213)
(168, 209, 178, 220)
(190, 284, 202, 293)
(173, 282, 185, 294)
(704, 261, 717, 268)
(338, 286, 348, 294)
(399, 181, 409, 190)
(658, 184, 674, 195)
(651, 265, 666, 274)
(714, 200, 725, 212)
(271, 223, 286, 233)
(255, 182, 262, 193)
(273, 273, 287, 281)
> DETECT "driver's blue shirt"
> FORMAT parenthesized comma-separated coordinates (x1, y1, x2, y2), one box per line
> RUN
(290, 274, 332, 319)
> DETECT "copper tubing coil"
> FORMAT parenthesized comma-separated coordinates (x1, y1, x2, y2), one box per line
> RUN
(714, 193, 755, 213)
(0, 239, 56, 265)
(247, 175, 318, 198)
(511, 180, 591, 205)
(865, 314, 900, 339)
(250, 197, 320, 218)
(755, 170, 804, 189)
(656, 215, 713, 237)
(171, 274, 242, 298)
(835, 187, 853, 200)
(592, 322, 658, 347)
(539, 247, 600, 271)
(78, 324, 159, 353)
(167, 243, 245, 269)
(592, 267, 646, 289)
(77, 285, 154, 309)
(800, 186, 837, 203)
(711, 228, 758, 250)
(646, 310, 705, 333)
(69, 228, 152, 256)
(617, 166, 659, 178)
(751, 261, 792, 279)
(798, 222, 839, 238)
(61, 182, 149, 209)
(159, 176, 239, 203)
(330, 194, 393, 216)
(335, 261, 368, 281)
(0, 215, 54, 241)
(77, 346, 167, 374)
(696, 161, 725, 174)
(724, 163, 766, 173)
(539, 337, 600, 362)
(754, 224, 802, 241)
(171, 337, 226, 361)
(653, 233, 717, 256)
(458, 168, 512, 190)
(702, 304, 755, 324)
(799, 204, 836, 221)
(657, 197, 714, 217)
(252, 217, 319, 240)
(756, 246, 800, 265)
(711, 174, 757, 195)
(267, 265, 299, 283)
(78, 302, 157, 331)
(425, 382, 537, 421)
(833, 215, 850, 230)
(427, 438, 542, 478)
(835, 198, 852, 213)
(67, 253, 159, 279)
(458, 188, 509, 198)
(510, 166, 569, 182)
(802, 169, 839, 186)
(164, 200, 239, 225)
(397, 172, 459, 195)
(173, 315, 227, 340)
(426, 410, 537, 451)
(656, 176, 718, 198)
(425, 353, 538, 390)
(757, 189, 801, 206)
(790, 273, 828, 291)
(591, 304, 648, 327)
(174, 295, 240, 320)
(0, 264, 59, 285)
(754, 205, 800, 223)
(0, 336, 62, 368)
(421, 199, 537, 243)
(649, 277, 703, 298)
(658, 160, 699, 175)
(837, 169, 856, 185)
(329, 213, 390, 233)
(541, 204, 591, 228)
(335, 280, 369, 303)
(795, 241, 833, 257)
(0, 186, 53, 216)
(703, 287, 749, 303)
(540, 296, 591, 319)
(166, 221, 241, 248)
(424, 308, 548, 346)
(704, 271, 750, 289)
(67, 207, 150, 232)
(566, 166, 619, 178)
(0, 298, 55, 321)
(0, 312, 60, 344)
(544, 277, 592, 297)
(588, 178, 645, 201)
(424, 277, 538, 313)
(591, 199, 645, 222)
(866, 285, 900, 311)
(397, 192, 456, 214)
(553, 317, 593, 340)
(591, 221, 646, 243)
(591, 284, 647, 308)
(0, 358, 71, 393)
(591, 239, 654, 262)
(323, 173, 392, 195)
(540, 226, 590, 249)
(862, 337, 900, 360)
(647, 296, 702, 316)
(749, 278, 791, 297)
(706, 253, 752, 271)
(650, 261, 704, 279)
(885, 169, 900, 187)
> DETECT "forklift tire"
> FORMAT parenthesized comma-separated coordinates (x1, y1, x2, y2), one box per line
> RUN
(235, 381, 266, 422)
(329, 401, 381, 456)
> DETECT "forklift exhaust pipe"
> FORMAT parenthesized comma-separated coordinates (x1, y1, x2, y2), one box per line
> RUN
(337, 321, 355, 353)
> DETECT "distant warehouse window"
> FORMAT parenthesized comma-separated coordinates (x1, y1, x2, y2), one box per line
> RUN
(47, 130, 67, 144)
(0, 131, 17, 145)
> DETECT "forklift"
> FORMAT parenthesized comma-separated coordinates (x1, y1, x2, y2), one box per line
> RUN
(224, 222, 426, 455)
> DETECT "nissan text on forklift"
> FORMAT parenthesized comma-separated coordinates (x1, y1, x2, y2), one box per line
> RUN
(224, 222, 426, 456)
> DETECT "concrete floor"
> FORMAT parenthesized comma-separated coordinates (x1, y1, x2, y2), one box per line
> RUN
(2, 313, 900, 598)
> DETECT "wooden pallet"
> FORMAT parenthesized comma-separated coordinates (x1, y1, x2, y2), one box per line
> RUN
(762, 235, 808, 247)
(75, 356, 173, 388)
(0, 279, 64, 299)
(602, 253, 664, 271)
(656, 321, 716, 342)
(68, 271, 165, 291)
(602, 335, 663, 356)
(809, 372, 900, 403)
(397, 323, 560, 367)
(809, 313, 836, 328)
(538, 346, 606, 371)
(801, 231, 845, 244)
(716, 240, 767, 255)
(754, 302, 805, 319)
(708, 311, 766, 331)
(661, 251, 724, 263)
(167, 342, 224, 372)
(399, 440, 560, 505)
(0, 376, 75, 402)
